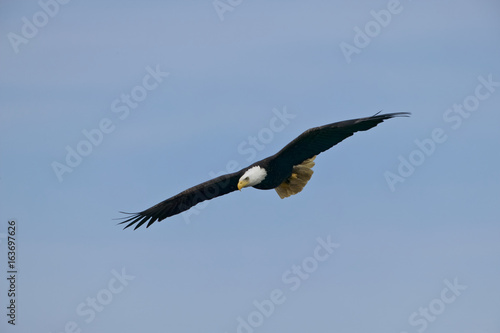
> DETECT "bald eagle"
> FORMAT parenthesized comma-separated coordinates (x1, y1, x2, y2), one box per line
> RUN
(119, 112, 409, 229)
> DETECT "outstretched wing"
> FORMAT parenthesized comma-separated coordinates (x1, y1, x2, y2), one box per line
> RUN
(271, 112, 410, 167)
(119, 171, 243, 229)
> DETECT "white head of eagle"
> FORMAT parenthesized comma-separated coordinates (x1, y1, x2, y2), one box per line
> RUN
(237, 166, 267, 190)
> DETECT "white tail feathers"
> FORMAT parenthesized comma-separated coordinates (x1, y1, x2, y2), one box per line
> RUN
(275, 156, 316, 199)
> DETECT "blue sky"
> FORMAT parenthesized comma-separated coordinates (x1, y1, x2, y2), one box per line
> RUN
(1, 0, 499, 332)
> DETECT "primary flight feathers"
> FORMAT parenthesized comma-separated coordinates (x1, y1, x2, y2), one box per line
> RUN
(119, 112, 409, 229)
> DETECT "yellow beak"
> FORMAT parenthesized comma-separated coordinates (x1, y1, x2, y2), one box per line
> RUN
(237, 179, 249, 191)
